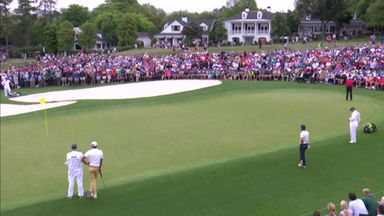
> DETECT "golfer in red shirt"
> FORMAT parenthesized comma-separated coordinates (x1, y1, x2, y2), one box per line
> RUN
(345, 75, 354, 101)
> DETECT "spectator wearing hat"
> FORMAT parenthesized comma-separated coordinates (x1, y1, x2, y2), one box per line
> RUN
(361, 188, 378, 216)
(298, 124, 310, 168)
(82, 141, 103, 199)
(65, 144, 84, 199)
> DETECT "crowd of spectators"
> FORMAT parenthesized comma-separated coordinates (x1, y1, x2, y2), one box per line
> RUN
(313, 188, 384, 216)
(1, 44, 384, 94)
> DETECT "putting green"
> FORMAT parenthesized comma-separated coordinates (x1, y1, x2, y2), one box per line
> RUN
(1, 81, 383, 215)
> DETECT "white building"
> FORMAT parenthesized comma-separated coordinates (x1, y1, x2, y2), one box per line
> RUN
(155, 17, 214, 47)
(224, 9, 273, 45)
(137, 32, 152, 48)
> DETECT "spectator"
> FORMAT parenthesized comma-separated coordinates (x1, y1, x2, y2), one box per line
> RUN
(348, 192, 369, 216)
(339, 200, 353, 216)
(377, 204, 384, 216)
(326, 202, 338, 216)
(361, 188, 378, 216)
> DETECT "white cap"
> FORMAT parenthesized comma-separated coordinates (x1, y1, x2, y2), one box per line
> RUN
(91, 141, 98, 148)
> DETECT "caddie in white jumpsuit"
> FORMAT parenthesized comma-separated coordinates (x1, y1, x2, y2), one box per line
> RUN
(349, 107, 361, 144)
(65, 144, 84, 199)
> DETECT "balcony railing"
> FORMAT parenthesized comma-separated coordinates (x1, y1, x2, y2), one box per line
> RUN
(230, 30, 269, 35)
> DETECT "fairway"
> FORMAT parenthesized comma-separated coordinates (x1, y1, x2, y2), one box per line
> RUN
(1, 81, 383, 215)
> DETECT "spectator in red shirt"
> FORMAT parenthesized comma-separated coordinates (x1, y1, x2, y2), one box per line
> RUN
(345, 75, 354, 101)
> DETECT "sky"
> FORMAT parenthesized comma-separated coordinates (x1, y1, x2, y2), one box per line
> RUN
(10, 0, 295, 13)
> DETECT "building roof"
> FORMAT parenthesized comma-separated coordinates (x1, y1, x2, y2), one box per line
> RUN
(226, 10, 274, 21)
(164, 18, 214, 29)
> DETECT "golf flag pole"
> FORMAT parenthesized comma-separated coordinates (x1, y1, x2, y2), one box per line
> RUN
(40, 97, 48, 136)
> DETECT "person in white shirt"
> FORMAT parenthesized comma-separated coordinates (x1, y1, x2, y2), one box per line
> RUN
(82, 141, 103, 199)
(65, 144, 84, 199)
(1, 76, 12, 97)
(348, 192, 369, 216)
(348, 107, 361, 144)
(298, 124, 310, 168)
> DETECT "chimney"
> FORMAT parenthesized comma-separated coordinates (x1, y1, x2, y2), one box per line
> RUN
(182, 16, 188, 23)
(267, 6, 271, 12)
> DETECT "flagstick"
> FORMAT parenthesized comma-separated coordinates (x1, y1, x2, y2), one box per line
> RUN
(40, 97, 48, 136)
(44, 108, 48, 136)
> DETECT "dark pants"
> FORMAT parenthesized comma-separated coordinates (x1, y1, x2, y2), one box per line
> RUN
(346, 86, 352, 100)
(300, 144, 309, 166)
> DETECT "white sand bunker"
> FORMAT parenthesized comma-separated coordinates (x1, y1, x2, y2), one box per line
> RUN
(1, 80, 222, 117)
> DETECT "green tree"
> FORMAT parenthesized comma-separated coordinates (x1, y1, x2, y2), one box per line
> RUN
(0, 0, 13, 46)
(271, 12, 290, 39)
(15, 0, 39, 46)
(132, 13, 157, 33)
(140, 3, 166, 31)
(56, 20, 73, 51)
(366, 0, 384, 28)
(61, 4, 89, 27)
(78, 21, 96, 50)
(182, 22, 203, 45)
(95, 12, 119, 43)
(209, 18, 227, 44)
(356, 0, 372, 19)
(92, 0, 141, 17)
(116, 13, 137, 47)
(31, 17, 46, 46)
(286, 10, 300, 34)
(295, 0, 350, 39)
(220, 0, 258, 19)
(38, 0, 56, 21)
(43, 22, 57, 53)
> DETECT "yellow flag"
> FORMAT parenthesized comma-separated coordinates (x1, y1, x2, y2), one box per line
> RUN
(40, 97, 46, 105)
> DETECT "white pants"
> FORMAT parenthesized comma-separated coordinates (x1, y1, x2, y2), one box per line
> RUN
(4, 86, 11, 97)
(349, 122, 358, 142)
(67, 172, 84, 197)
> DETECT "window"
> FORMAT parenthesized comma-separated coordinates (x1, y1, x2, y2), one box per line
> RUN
(171, 25, 180, 31)
(257, 11, 263, 19)
(242, 12, 248, 20)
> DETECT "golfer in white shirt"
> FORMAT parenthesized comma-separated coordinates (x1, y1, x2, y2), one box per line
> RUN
(65, 144, 84, 199)
(348, 107, 361, 144)
(82, 141, 103, 199)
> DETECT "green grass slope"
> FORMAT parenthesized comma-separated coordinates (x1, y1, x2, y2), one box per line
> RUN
(1, 81, 383, 215)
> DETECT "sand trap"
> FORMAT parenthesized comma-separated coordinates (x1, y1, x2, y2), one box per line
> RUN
(1, 80, 222, 117)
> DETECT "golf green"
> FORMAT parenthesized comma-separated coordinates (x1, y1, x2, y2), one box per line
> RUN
(1, 81, 383, 215)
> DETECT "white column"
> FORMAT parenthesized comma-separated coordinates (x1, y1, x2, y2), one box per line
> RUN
(269, 22, 271, 35)
(255, 22, 258, 37)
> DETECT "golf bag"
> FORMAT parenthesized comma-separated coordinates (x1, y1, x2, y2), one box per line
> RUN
(363, 122, 377, 133)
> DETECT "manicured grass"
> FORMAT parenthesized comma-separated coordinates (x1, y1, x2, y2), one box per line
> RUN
(0, 58, 36, 69)
(117, 38, 370, 56)
(1, 81, 383, 215)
